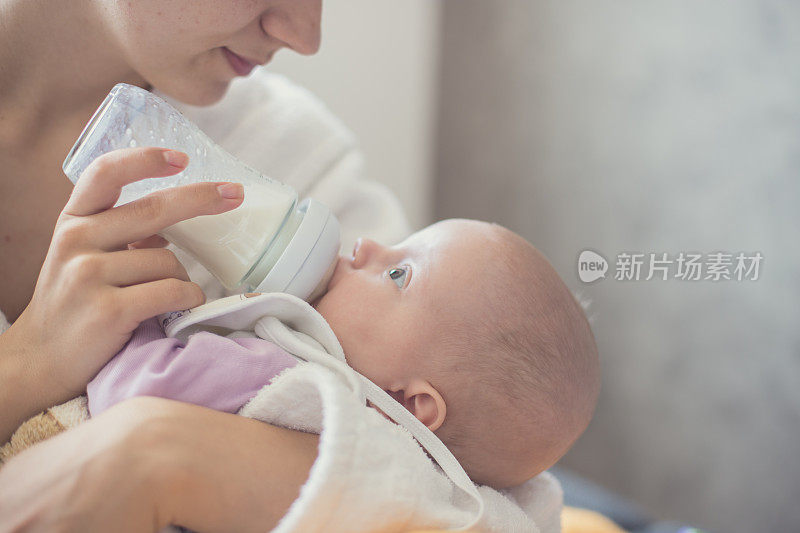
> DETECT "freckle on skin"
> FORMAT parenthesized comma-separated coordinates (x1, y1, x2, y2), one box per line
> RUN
(3, 235, 9, 243)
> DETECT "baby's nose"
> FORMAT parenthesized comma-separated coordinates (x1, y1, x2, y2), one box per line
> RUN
(352, 238, 385, 269)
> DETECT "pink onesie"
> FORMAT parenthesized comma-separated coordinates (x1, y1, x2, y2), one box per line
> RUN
(87, 317, 298, 417)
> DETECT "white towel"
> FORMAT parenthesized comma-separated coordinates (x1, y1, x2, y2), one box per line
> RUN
(245, 361, 564, 533)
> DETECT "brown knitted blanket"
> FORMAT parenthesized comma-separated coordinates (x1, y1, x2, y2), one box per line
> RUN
(0, 396, 89, 466)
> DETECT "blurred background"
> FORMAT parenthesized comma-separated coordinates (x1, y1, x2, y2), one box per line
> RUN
(271, 1, 799, 532)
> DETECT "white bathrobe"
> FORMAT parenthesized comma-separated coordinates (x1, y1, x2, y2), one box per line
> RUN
(0, 70, 563, 532)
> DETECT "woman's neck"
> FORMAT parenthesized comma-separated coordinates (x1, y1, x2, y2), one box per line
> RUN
(0, 0, 149, 150)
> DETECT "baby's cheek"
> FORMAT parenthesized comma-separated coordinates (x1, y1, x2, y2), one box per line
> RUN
(313, 295, 351, 337)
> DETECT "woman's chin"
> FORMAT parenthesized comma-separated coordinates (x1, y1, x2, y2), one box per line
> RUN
(148, 77, 232, 107)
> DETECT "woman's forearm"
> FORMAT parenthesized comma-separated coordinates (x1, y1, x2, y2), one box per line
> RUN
(149, 399, 319, 532)
(0, 396, 318, 532)
(0, 321, 54, 442)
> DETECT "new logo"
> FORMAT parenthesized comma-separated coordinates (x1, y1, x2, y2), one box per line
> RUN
(578, 250, 608, 283)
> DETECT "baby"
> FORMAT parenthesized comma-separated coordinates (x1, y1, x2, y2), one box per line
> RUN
(88, 218, 600, 489)
(312, 218, 600, 487)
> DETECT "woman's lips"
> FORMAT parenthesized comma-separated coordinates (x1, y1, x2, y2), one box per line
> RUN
(222, 47, 256, 76)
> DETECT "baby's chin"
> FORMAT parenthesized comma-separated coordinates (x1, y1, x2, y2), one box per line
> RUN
(309, 293, 329, 314)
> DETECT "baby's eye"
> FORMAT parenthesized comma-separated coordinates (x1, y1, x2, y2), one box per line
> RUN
(387, 266, 409, 288)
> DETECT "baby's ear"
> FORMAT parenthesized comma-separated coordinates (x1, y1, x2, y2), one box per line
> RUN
(389, 379, 447, 432)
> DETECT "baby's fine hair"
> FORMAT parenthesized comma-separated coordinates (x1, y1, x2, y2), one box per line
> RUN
(431, 223, 600, 488)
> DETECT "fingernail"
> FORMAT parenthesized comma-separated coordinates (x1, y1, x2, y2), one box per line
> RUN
(163, 150, 189, 168)
(216, 182, 244, 199)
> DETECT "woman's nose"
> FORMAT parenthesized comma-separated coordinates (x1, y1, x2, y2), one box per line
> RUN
(352, 238, 387, 270)
(261, 0, 322, 56)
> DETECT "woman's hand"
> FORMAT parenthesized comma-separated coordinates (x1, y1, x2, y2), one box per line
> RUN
(0, 147, 244, 439)
(0, 397, 319, 533)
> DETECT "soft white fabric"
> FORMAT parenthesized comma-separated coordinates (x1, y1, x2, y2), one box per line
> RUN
(160, 291, 562, 533)
(253, 364, 563, 533)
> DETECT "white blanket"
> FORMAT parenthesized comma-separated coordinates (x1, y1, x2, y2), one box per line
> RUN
(249, 362, 563, 533)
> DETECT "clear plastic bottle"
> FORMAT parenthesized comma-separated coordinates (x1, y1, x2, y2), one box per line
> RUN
(63, 83, 339, 302)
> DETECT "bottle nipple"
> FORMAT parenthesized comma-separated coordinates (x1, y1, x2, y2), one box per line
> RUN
(306, 256, 339, 304)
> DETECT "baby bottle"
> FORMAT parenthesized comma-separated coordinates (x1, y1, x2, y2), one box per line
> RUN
(62, 83, 340, 302)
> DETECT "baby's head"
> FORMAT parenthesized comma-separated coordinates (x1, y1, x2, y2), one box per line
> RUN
(312, 219, 600, 488)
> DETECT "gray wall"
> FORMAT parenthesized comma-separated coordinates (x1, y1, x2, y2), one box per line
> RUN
(435, 2, 800, 532)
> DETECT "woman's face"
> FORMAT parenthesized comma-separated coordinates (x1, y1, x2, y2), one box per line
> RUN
(103, 0, 322, 105)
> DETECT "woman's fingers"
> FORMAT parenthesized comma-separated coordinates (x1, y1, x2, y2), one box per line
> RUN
(60, 146, 244, 251)
(12, 146, 240, 411)
(99, 248, 191, 286)
(89, 180, 243, 250)
(128, 234, 170, 249)
(63, 147, 189, 217)
(115, 278, 206, 325)
(96, 248, 204, 323)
